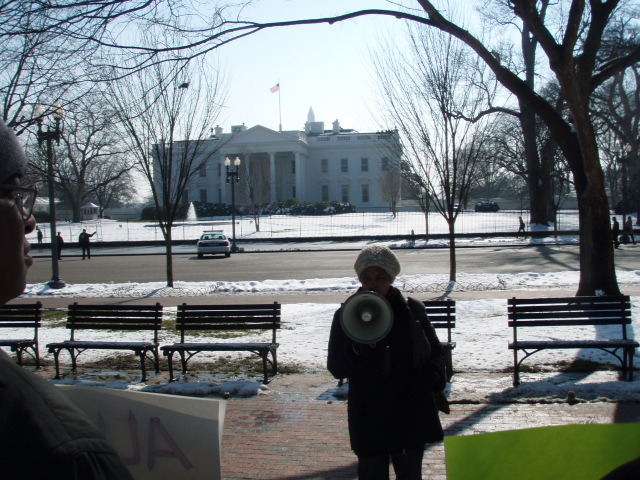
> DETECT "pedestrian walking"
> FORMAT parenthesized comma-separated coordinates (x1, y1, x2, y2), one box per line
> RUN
(36, 226, 43, 248)
(56, 232, 64, 259)
(624, 216, 636, 245)
(612, 217, 621, 249)
(78, 228, 96, 260)
(518, 216, 526, 237)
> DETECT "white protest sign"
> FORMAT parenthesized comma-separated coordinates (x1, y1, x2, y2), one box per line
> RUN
(58, 386, 226, 480)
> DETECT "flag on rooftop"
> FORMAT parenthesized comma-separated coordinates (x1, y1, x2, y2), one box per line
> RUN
(270, 83, 280, 94)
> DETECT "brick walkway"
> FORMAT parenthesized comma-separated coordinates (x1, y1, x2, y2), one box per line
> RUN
(220, 373, 640, 480)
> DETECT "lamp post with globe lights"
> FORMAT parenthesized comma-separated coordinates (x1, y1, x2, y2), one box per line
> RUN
(225, 156, 241, 252)
(34, 102, 66, 289)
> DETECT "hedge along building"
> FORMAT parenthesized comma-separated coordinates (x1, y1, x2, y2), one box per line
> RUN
(179, 108, 403, 212)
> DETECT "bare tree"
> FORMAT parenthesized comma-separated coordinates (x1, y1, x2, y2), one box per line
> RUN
(380, 169, 402, 217)
(373, 24, 496, 282)
(110, 54, 225, 287)
(27, 93, 134, 222)
(93, 162, 136, 217)
(592, 20, 639, 218)
(241, 153, 272, 232)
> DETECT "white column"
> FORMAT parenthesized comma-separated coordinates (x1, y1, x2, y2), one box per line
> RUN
(269, 153, 277, 202)
(221, 158, 229, 203)
(295, 152, 304, 200)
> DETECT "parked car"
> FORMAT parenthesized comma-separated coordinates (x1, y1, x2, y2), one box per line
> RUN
(475, 200, 500, 212)
(197, 231, 231, 258)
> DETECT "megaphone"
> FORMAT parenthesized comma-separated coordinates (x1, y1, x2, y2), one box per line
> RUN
(340, 291, 393, 344)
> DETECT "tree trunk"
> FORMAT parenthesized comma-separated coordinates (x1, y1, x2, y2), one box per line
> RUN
(447, 219, 456, 282)
(567, 107, 620, 296)
(72, 204, 81, 223)
(423, 203, 430, 240)
(164, 229, 174, 288)
(575, 172, 620, 296)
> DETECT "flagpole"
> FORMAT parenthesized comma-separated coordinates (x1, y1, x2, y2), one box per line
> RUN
(278, 81, 282, 132)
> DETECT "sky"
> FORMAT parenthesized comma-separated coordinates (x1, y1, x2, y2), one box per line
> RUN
(13, 215, 640, 403)
(213, 0, 411, 133)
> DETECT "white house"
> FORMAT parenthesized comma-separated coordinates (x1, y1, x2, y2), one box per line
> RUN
(181, 109, 402, 212)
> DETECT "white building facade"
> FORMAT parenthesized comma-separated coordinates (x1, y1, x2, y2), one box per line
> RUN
(183, 110, 401, 212)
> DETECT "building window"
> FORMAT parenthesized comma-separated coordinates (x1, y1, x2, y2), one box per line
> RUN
(362, 184, 369, 203)
(292, 160, 296, 174)
(200, 189, 207, 203)
(292, 186, 296, 198)
(382, 157, 389, 172)
(341, 158, 348, 173)
(321, 185, 329, 201)
(199, 164, 207, 177)
(341, 184, 349, 203)
(361, 158, 369, 172)
(181, 192, 188, 204)
(321, 158, 328, 173)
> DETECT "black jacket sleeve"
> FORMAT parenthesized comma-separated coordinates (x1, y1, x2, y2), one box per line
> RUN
(327, 308, 350, 379)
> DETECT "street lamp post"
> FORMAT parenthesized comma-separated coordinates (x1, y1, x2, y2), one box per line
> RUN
(34, 102, 65, 289)
(225, 156, 241, 253)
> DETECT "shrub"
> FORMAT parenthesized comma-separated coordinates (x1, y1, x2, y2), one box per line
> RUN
(266, 199, 355, 215)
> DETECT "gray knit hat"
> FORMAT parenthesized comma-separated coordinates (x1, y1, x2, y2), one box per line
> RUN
(354, 245, 401, 282)
(0, 118, 28, 183)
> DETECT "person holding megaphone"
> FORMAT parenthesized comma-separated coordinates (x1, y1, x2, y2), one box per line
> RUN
(328, 245, 447, 480)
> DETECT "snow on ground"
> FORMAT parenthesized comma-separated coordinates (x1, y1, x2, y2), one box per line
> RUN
(13, 214, 640, 403)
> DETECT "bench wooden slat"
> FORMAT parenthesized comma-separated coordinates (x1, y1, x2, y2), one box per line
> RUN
(178, 323, 280, 331)
(508, 295, 637, 387)
(0, 302, 42, 367)
(69, 324, 160, 331)
(177, 315, 277, 322)
(71, 307, 162, 313)
(509, 318, 632, 327)
(508, 296, 630, 306)
(179, 303, 281, 311)
(510, 339, 639, 349)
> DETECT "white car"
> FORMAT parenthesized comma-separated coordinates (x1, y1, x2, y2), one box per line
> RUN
(197, 232, 231, 258)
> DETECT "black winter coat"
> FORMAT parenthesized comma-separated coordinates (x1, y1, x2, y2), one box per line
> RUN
(327, 286, 445, 457)
(0, 352, 133, 479)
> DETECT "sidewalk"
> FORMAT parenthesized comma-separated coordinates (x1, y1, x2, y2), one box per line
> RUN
(220, 371, 640, 480)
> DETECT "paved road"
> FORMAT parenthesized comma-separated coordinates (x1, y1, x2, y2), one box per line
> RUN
(28, 243, 640, 285)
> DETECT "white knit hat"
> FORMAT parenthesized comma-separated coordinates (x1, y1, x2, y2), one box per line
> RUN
(354, 245, 401, 282)
(0, 118, 28, 184)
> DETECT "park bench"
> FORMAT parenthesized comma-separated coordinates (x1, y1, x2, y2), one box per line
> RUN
(161, 302, 281, 383)
(508, 295, 638, 386)
(422, 299, 456, 381)
(0, 302, 43, 368)
(46, 302, 163, 381)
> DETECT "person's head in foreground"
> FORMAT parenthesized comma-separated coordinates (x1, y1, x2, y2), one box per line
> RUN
(0, 119, 36, 305)
(353, 245, 400, 297)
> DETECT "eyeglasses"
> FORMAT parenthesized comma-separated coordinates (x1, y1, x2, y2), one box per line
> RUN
(0, 184, 38, 221)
